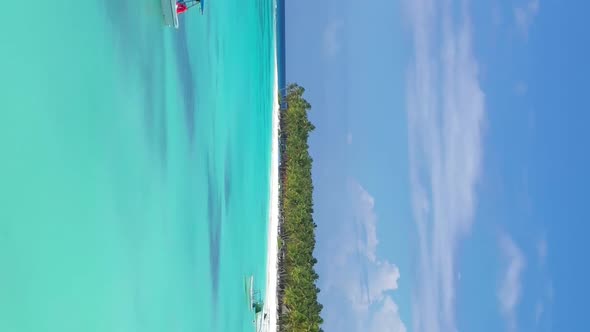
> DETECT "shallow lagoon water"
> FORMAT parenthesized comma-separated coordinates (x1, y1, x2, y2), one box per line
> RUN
(0, 0, 274, 331)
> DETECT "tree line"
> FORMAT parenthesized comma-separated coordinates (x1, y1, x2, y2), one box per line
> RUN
(276, 83, 323, 332)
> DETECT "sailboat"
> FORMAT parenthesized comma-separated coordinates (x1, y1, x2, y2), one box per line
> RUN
(161, 0, 179, 28)
(246, 275, 263, 311)
(245, 275, 265, 330)
(162, 0, 205, 29)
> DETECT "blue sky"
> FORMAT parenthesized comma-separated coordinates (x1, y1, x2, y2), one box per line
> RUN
(286, 0, 589, 331)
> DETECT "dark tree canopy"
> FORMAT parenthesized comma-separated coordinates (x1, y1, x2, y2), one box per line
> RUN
(277, 83, 323, 332)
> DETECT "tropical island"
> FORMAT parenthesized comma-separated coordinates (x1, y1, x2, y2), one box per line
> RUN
(276, 83, 324, 332)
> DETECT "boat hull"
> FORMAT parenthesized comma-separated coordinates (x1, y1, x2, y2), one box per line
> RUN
(161, 0, 179, 28)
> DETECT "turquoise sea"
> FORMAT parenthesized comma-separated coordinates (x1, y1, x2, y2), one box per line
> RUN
(0, 0, 275, 331)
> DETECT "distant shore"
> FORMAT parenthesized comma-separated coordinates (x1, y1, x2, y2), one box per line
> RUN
(261, 1, 324, 331)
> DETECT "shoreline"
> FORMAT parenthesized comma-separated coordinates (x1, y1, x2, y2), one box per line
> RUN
(260, 30, 280, 332)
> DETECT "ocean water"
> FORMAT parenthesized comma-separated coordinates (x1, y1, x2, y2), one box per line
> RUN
(0, 0, 275, 331)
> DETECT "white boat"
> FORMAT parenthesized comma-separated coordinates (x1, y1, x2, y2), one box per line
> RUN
(250, 276, 254, 308)
(246, 275, 256, 311)
(245, 275, 266, 331)
(161, 0, 179, 28)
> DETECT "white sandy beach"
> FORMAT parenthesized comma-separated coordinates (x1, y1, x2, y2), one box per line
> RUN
(259, 33, 280, 332)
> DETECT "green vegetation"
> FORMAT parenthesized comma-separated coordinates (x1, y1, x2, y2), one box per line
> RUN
(277, 83, 323, 332)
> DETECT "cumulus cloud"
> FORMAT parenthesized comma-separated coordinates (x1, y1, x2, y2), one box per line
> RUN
(322, 179, 406, 332)
(403, 0, 486, 331)
(497, 234, 526, 332)
(323, 19, 344, 58)
(514, 0, 540, 37)
(371, 297, 407, 332)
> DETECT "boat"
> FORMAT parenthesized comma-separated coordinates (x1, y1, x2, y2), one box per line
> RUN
(161, 0, 179, 28)
(245, 275, 253, 308)
(188, 0, 205, 15)
(162, 0, 205, 28)
(245, 275, 265, 331)
(246, 275, 262, 311)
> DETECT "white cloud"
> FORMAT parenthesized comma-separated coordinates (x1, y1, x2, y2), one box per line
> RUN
(514, 81, 528, 96)
(322, 179, 406, 332)
(352, 181, 379, 263)
(323, 19, 344, 58)
(371, 297, 407, 332)
(535, 234, 551, 326)
(403, 0, 486, 331)
(535, 300, 544, 324)
(497, 233, 526, 332)
(514, 0, 540, 37)
(537, 235, 547, 266)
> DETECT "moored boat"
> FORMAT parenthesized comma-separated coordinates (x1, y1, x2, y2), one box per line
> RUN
(161, 0, 179, 28)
